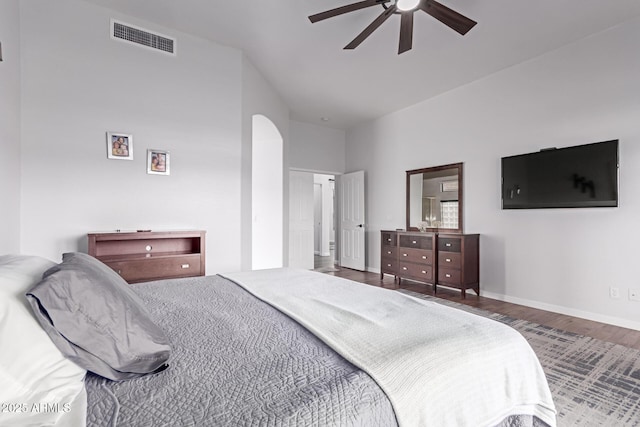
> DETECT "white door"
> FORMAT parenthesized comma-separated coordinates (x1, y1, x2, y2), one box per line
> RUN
(288, 171, 314, 269)
(340, 170, 365, 270)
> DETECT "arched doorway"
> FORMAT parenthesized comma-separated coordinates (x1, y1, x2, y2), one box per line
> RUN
(252, 115, 283, 269)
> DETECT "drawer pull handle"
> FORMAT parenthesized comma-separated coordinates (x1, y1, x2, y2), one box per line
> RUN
(446, 243, 452, 247)
(421, 270, 426, 274)
(422, 256, 427, 259)
(445, 273, 451, 278)
(412, 240, 417, 244)
(387, 238, 391, 242)
(402, 267, 408, 270)
(145, 245, 152, 251)
(387, 264, 392, 267)
(181, 264, 190, 269)
(403, 253, 407, 257)
(387, 251, 392, 254)
(446, 258, 451, 262)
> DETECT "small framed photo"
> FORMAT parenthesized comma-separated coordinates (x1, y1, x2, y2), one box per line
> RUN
(107, 132, 133, 160)
(147, 149, 170, 175)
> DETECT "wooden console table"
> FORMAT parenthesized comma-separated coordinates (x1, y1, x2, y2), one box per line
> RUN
(87, 230, 206, 283)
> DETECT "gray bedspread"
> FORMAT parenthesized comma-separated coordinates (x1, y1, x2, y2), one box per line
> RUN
(85, 275, 397, 427)
(85, 274, 550, 427)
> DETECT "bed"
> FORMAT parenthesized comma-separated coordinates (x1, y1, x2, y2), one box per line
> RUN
(1, 254, 556, 427)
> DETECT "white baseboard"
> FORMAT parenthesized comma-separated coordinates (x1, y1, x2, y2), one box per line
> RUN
(481, 290, 640, 332)
(366, 267, 640, 331)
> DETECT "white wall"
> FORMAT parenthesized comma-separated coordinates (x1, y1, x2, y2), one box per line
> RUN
(19, 0, 243, 272)
(0, 0, 22, 254)
(290, 120, 346, 174)
(346, 18, 640, 330)
(289, 121, 344, 264)
(240, 58, 290, 269)
(252, 115, 283, 269)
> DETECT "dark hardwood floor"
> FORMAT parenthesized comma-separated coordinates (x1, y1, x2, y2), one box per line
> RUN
(322, 267, 640, 351)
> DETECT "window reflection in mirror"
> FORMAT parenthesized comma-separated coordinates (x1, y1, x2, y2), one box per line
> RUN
(406, 163, 463, 233)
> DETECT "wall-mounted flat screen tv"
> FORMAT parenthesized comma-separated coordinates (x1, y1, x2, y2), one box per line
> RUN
(501, 140, 619, 209)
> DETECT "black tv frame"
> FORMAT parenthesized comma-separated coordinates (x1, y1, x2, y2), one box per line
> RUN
(501, 140, 619, 209)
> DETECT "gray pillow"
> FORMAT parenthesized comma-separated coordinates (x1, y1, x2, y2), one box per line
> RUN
(26, 252, 171, 381)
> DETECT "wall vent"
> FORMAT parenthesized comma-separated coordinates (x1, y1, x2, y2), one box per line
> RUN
(110, 20, 176, 56)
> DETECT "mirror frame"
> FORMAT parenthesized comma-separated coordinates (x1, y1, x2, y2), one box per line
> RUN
(406, 162, 463, 233)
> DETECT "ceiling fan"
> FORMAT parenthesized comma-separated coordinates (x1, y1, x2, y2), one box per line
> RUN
(308, 0, 477, 54)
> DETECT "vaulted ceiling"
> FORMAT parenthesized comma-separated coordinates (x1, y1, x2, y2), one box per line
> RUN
(82, 0, 640, 129)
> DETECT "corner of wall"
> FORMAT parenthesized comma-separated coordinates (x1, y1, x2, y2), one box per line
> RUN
(240, 54, 291, 270)
(0, 0, 22, 254)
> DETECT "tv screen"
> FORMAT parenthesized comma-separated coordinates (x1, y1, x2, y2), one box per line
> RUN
(501, 140, 619, 209)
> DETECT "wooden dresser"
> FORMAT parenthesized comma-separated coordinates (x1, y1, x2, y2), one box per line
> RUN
(397, 232, 436, 286)
(380, 230, 479, 298)
(436, 233, 479, 298)
(87, 230, 206, 284)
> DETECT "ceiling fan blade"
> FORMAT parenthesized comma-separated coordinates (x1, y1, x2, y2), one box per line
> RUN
(419, 0, 477, 35)
(309, 0, 389, 23)
(344, 5, 396, 50)
(398, 12, 414, 54)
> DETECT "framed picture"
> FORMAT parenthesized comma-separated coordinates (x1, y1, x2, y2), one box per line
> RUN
(107, 132, 133, 160)
(147, 149, 170, 175)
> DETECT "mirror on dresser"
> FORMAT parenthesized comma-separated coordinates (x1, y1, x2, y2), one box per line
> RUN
(406, 162, 463, 233)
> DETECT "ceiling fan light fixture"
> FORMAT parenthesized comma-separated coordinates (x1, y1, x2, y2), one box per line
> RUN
(396, 0, 420, 12)
(308, 0, 477, 54)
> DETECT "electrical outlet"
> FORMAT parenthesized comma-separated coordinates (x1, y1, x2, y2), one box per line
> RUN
(629, 289, 640, 302)
(610, 287, 620, 299)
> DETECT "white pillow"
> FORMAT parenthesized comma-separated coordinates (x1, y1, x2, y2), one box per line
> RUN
(0, 255, 87, 427)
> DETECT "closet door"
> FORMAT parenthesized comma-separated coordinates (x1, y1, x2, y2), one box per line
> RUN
(289, 171, 314, 269)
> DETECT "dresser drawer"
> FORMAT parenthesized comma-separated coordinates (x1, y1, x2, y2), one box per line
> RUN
(438, 252, 461, 269)
(398, 248, 433, 265)
(399, 235, 433, 250)
(106, 254, 202, 283)
(438, 237, 461, 253)
(438, 267, 461, 286)
(381, 246, 397, 259)
(381, 258, 397, 274)
(399, 262, 433, 282)
(381, 232, 397, 246)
